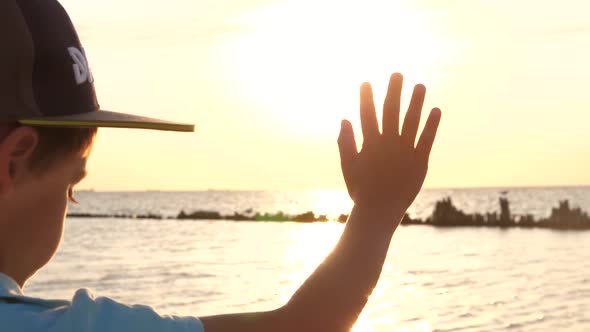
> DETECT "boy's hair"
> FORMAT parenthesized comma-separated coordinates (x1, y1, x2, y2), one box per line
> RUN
(0, 123, 96, 172)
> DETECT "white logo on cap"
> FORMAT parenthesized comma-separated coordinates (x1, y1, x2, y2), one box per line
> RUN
(68, 47, 94, 85)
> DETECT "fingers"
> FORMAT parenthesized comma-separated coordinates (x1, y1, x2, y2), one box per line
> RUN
(338, 119, 358, 183)
(360, 82, 380, 146)
(401, 84, 426, 148)
(416, 108, 442, 165)
(382, 73, 403, 138)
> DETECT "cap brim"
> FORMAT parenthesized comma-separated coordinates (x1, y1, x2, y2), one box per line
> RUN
(17, 109, 194, 132)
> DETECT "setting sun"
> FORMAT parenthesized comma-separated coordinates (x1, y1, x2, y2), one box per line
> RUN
(218, 0, 457, 137)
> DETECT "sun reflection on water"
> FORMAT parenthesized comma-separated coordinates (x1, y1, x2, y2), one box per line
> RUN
(279, 222, 343, 303)
(278, 221, 434, 332)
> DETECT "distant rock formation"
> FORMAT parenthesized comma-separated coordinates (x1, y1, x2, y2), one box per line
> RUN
(401, 197, 590, 230)
(67, 197, 590, 230)
(499, 197, 511, 227)
(537, 200, 590, 229)
(178, 210, 223, 220)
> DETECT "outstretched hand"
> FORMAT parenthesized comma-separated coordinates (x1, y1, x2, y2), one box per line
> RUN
(338, 73, 441, 217)
(201, 75, 441, 332)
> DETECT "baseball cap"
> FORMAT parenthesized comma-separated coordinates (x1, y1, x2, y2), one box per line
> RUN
(2, 0, 194, 132)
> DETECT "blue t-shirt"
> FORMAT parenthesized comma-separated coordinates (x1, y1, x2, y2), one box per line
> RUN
(0, 273, 204, 332)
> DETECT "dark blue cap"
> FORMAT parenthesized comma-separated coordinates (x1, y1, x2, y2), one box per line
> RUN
(6, 0, 194, 132)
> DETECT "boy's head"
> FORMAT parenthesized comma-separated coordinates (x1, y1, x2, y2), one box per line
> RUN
(0, 0, 193, 287)
(0, 124, 96, 287)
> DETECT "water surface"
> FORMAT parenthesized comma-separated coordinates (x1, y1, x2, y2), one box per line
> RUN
(28, 217, 590, 331)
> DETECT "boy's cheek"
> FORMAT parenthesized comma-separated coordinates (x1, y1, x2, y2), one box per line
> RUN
(28, 194, 67, 268)
(26, 186, 68, 240)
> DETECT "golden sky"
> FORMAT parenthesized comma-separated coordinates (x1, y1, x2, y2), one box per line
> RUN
(61, 0, 590, 191)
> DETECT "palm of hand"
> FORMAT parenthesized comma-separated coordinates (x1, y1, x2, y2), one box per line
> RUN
(338, 73, 441, 213)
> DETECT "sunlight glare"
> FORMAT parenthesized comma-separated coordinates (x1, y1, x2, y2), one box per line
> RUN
(219, 0, 453, 137)
(310, 189, 352, 219)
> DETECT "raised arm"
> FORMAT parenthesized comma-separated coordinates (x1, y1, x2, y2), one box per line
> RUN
(200, 73, 441, 332)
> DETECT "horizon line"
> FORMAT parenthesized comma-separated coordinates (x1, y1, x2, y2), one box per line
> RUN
(75, 184, 590, 193)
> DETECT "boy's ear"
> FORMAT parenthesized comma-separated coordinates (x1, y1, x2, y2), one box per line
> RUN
(0, 126, 39, 193)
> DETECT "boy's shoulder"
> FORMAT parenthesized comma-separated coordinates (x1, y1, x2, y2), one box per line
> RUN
(0, 273, 203, 332)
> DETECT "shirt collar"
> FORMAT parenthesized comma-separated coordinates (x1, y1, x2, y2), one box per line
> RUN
(0, 273, 24, 297)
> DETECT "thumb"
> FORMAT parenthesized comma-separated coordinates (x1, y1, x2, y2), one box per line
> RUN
(338, 120, 358, 179)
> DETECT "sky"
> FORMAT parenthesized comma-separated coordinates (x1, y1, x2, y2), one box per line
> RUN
(59, 0, 590, 191)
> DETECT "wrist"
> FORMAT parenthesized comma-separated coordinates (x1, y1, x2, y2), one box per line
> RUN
(353, 201, 407, 219)
(349, 203, 406, 233)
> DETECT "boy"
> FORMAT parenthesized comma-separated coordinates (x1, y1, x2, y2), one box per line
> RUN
(0, 0, 441, 331)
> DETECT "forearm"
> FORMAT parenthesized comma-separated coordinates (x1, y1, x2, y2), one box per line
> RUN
(284, 204, 403, 331)
(200, 205, 403, 332)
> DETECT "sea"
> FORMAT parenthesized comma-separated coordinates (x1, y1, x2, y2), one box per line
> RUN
(26, 187, 590, 331)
